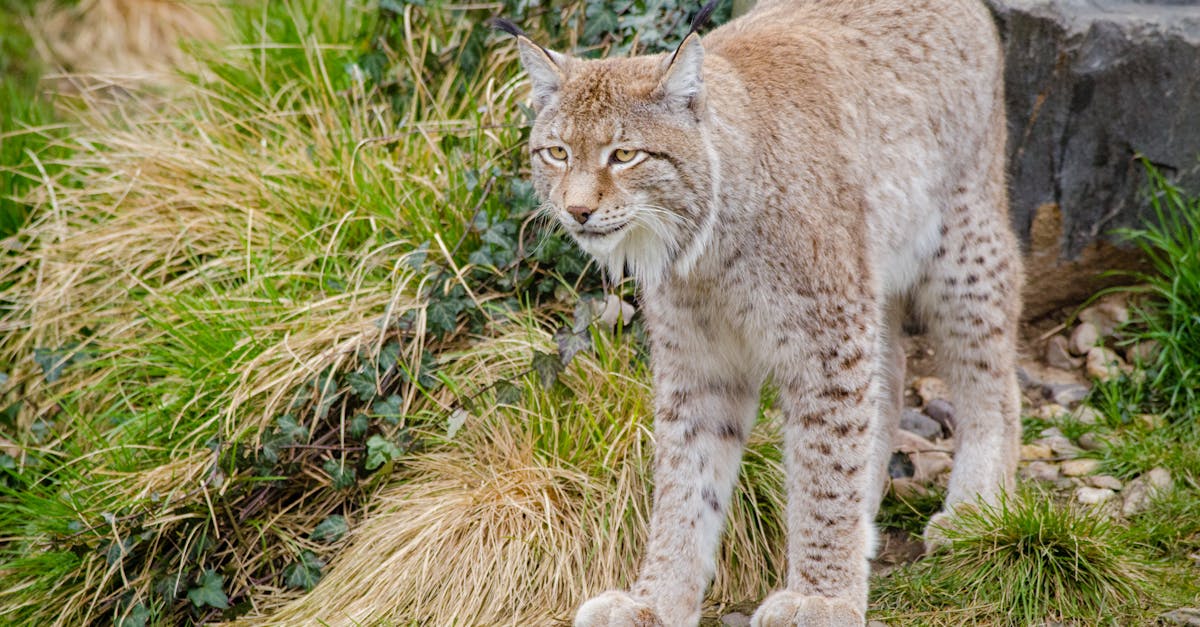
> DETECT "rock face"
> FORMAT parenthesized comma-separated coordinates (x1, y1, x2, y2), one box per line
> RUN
(986, 0, 1200, 315)
(987, 0, 1200, 252)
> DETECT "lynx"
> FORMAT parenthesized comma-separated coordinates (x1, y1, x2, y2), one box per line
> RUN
(498, 0, 1022, 624)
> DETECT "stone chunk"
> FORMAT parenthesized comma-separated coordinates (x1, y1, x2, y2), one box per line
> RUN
(912, 376, 949, 406)
(1069, 323, 1099, 356)
(1160, 608, 1200, 627)
(1020, 461, 1061, 483)
(923, 399, 956, 435)
(1061, 458, 1101, 477)
(1122, 467, 1172, 516)
(1074, 486, 1116, 505)
(901, 408, 944, 441)
(1044, 382, 1089, 408)
(1021, 443, 1053, 460)
(1045, 335, 1082, 370)
(1086, 474, 1123, 491)
(1086, 346, 1128, 381)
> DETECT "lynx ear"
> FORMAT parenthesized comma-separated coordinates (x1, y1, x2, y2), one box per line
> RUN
(491, 18, 570, 111)
(658, 32, 705, 113)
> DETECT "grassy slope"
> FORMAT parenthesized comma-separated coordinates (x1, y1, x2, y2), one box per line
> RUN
(0, 1, 1197, 625)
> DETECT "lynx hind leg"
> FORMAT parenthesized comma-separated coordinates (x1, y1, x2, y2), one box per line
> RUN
(867, 301, 907, 531)
(917, 180, 1022, 548)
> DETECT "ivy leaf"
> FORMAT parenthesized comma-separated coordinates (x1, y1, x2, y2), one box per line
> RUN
(33, 343, 85, 383)
(283, 550, 325, 590)
(531, 351, 564, 389)
(117, 602, 151, 627)
(376, 340, 401, 372)
(372, 395, 403, 424)
(554, 326, 592, 366)
(323, 458, 357, 490)
(405, 241, 430, 272)
(399, 350, 439, 390)
(426, 294, 466, 337)
(364, 435, 403, 470)
(260, 414, 308, 464)
(348, 413, 370, 440)
(346, 370, 378, 402)
(0, 400, 19, 428)
(187, 570, 229, 610)
(493, 381, 522, 405)
(104, 537, 136, 567)
(310, 515, 348, 543)
(155, 572, 187, 601)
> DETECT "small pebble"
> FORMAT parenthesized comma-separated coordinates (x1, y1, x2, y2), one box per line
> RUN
(901, 408, 944, 441)
(1160, 607, 1200, 627)
(923, 398, 955, 434)
(1122, 467, 1172, 517)
(1078, 298, 1130, 336)
(1071, 406, 1101, 425)
(890, 477, 928, 499)
(1086, 474, 1123, 491)
(1125, 340, 1160, 365)
(912, 376, 949, 406)
(1077, 432, 1109, 451)
(1035, 404, 1068, 421)
(721, 612, 752, 627)
(1044, 335, 1082, 370)
(1061, 458, 1101, 477)
(1074, 486, 1116, 505)
(1020, 443, 1053, 460)
(1069, 322, 1100, 355)
(1034, 435, 1080, 457)
(1045, 383, 1089, 408)
(1020, 461, 1061, 483)
(1086, 346, 1128, 381)
(1137, 413, 1165, 430)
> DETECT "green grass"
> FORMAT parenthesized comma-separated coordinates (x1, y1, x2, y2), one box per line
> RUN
(872, 490, 1160, 626)
(0, 0, 65, 240)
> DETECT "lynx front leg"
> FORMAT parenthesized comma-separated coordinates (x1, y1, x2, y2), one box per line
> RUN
(576, 366, 760, 627)
(752, 305, 879, 627)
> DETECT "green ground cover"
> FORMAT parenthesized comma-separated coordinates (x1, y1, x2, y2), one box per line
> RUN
(0, 1, 1196, 625)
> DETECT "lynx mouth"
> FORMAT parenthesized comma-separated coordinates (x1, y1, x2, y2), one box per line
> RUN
(575, 222, 630, 239)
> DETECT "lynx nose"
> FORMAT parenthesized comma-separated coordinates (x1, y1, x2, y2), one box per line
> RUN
(566, 205, 593, 225)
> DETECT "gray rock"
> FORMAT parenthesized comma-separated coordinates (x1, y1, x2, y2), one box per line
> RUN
(924, 399, 956, 435)
(985, 0, 1200, 258)
(1069, 322, 1100, 356)
(1043, 382, 1090, 407)
(1161, 608, 1200, 626)
(901, 408, 945, 440)
(1021, 460, 1062, 482)
(1122, 467, 1173, 516)
(1074, 485, 1116, 505)
(721, 611, 752, 627)
(1077, 431, 1110, 451)
(1045, 335, 1083, 370)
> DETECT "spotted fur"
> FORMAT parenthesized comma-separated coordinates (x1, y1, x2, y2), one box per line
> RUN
(507, 1, 1022, 624)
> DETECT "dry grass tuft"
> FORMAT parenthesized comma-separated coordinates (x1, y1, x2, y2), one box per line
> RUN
(33, 0, 223, 81)
(239, 328, 786, 626)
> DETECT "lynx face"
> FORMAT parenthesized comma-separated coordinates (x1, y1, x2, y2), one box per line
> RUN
(525, 49, 716, 285)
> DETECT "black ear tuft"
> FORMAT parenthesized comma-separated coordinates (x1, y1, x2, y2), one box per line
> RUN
(488, 17, 528, 39)
(688, 0, 721, 36)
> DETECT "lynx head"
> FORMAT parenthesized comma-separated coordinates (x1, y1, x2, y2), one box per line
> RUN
(495, 7, 720, 286)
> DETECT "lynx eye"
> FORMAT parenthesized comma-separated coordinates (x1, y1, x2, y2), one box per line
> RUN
(543, 146, 568, 162)
(611, 149, 639, 164)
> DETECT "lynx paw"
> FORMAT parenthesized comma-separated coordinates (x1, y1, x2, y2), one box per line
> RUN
(750, 591, 864, 626)
(575, 591, 663, 627)
(923, 503, 979, 553)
